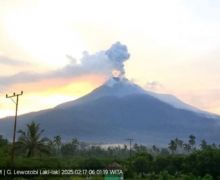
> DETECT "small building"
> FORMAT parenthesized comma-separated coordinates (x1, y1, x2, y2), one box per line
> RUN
(104, 162, 124, 180)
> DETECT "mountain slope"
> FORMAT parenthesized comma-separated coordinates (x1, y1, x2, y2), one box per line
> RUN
(1, 77, 220, 145)
(57, 77, 213, 115)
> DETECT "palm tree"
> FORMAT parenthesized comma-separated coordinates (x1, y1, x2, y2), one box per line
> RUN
(168, 140, 177, 154)
(152, 145, 160, 154)
(16, 121, 50, 157)
(53, 135, 62, 155)
(183, 143, 191, 153)
(174, 138, 183, 153)
(189, 134, 196, 150)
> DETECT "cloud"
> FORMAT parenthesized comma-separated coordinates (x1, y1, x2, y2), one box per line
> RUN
(0, 55, 29, 66)
(145, 81, 164, 91)
(0, 42, 130, 87)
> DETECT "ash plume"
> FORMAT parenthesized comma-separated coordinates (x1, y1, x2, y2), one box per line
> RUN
(0, 42, 130, 87)
(105, 42, 130, 75)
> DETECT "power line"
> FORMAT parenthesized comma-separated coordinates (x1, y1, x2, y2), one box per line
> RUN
(6, 91, 23, 166)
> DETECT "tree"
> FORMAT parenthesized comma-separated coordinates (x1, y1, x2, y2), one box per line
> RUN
(183, 143, 191, 153)
(0, 135, 8, 147)
(211, 143, 217, 149)
(133, 143, 148, 153)
(0, 135, 9, 162)
(174, 138, 183, 153)
(152, 145, 160, 154)
(61, 138, 79, 156)
(168, 140, 177, 154)
(185, 148, 220, 179)
(200, 139, 208, 150)
(81, 157, 104, 170)
(53, 135, 62, 155)
(71, 138, 79, 150)
(133, 152, 153, 178)
(189, 134, 196, 150)
(16, 121, 50, 157)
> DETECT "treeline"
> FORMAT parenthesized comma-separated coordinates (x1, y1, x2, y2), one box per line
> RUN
(0, 121, 220, 179)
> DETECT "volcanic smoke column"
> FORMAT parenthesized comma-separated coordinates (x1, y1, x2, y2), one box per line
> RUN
(105, 42, 130, 78)
(0, 42, 130, 87)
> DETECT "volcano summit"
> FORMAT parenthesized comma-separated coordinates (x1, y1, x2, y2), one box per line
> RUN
(1, 77, 220, 145)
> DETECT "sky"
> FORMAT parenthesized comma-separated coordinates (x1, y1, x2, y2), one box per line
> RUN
(0, 0, 220, 117)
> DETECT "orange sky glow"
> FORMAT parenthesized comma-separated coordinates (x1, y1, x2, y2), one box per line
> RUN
(1, 0, 220, 118)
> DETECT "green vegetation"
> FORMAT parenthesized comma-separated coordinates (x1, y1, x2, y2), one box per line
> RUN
(0, 122, 220, 179)
(16, 121, 50, 157)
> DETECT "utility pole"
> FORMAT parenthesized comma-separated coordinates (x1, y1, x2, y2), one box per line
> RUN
(125, 138, 134, 161)
(6, 91, 23, 166)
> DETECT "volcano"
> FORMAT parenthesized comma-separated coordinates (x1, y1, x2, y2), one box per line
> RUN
(1, 77, 220, 145)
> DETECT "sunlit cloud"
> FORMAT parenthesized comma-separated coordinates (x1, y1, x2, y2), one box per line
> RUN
(0, 42, 129, 88)
(0, 55, 29, 66)
(145, 81, 164, 92)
